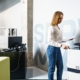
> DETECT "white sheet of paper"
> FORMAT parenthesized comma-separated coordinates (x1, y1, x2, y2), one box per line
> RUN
(62, 37, 74, 42)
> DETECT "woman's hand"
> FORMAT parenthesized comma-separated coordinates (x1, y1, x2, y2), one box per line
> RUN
(61, 44, 70, 49)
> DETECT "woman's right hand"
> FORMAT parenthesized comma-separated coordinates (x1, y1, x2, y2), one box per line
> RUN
(61, 44, 70, 49)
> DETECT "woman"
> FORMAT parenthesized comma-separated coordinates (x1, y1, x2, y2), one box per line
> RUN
(47, 11, 73, 80)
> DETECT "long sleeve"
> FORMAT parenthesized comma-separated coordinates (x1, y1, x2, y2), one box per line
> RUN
(48, 26, 62, 47)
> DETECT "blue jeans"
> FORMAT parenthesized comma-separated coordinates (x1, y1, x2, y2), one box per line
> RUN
(47, 45, 63, 80)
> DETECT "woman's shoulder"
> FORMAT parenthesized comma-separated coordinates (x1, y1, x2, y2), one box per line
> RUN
(49, 26, 56, 32)
(50, 25, 56, 27)
(49, 25, 56, 29)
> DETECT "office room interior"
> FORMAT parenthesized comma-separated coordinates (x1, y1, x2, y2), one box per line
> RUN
(0, 0, 80, 80)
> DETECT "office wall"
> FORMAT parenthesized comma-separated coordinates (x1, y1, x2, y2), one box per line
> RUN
(33, 0, 80, 79)
(0, 0, 27, 47)
(0, 0, 21, 36)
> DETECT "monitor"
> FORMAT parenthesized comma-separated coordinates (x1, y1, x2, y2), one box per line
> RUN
(8, 36, 22, 48)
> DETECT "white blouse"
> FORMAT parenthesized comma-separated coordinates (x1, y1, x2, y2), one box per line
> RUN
(48, 25, 63, 47)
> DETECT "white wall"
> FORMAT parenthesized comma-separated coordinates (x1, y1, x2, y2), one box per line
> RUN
(33, 0, 80, 79)
(21, 0, 27, 46)
(0, 0, 21, 36)
(0, 0, 27, 48)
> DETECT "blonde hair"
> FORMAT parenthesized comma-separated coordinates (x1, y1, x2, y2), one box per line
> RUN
(50, 11, 63, 26)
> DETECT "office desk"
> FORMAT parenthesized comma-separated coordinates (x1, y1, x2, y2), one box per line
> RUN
(0, 50, 27, 79)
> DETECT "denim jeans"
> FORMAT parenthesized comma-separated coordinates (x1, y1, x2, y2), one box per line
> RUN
(47, 45, 63, 80)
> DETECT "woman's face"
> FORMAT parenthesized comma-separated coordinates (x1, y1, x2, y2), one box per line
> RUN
(58, 14, 63, 24)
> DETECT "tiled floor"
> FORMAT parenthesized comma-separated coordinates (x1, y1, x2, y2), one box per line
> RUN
(26, 66, 67, 79)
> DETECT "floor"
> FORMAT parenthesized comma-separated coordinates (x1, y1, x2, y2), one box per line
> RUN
(11, 66, 80, 80)
(26, 66, 67, 80)
(26, 66, 48, 79)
